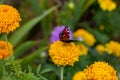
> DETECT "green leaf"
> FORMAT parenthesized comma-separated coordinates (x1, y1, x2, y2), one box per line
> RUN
(22, 46, 48, 64)
(81, 22, 110, 44)
(29, 0, 42, 15)
(14, 41, 37, 58)
(92, 30, 109, 44)
(0, 33, 6, 40)
(28, 65, 32, 72)
(38, 75, 48, 80)
(67, 0, 95, 29)
(40, 68, 53, 74)
(9, 6, 58, 46)
(0, 0, 4, 4)
(36, 64, 41, 74)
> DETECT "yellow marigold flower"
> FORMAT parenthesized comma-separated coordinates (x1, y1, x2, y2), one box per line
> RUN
(106, 41, 120, 57)
(74, 29, 96, 46)
(0, 5, 21, 34)
(0, 41, 13, 59)
(72, 71, 86, 80)
(84, 62, 118, 80)
(49, 41, 80, 66)
(98, 0, 117, 11)
(76, 43, 88, 55)
(96, 44, 105, 54)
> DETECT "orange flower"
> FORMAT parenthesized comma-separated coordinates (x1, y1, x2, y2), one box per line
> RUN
(106, 41, 120, 57)
(98, 0, 116, 11)
(76, 43, 88, 55)
(49, 41, 80, 66)
(96, 44, 105, 54)
(0, 41, 13, 59)
(0, 5, 21, 34)
(84, 62, 118, 80)
(74, 29, 96, 46)
(72, 71, 86, 80)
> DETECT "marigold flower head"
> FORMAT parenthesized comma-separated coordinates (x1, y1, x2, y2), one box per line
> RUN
(76, 43, 88, 56)
(49, 41, 80, 66)
(74, 29, 96, 46)
(84, 61, 118, 80)
(96, 44, 105, 54)
(0, 41, 13, 59)
(0, 5, 21, 34)
(72, 71, 86, 80)
(106, 41, 120, 57)
(98, 0, 117, 11)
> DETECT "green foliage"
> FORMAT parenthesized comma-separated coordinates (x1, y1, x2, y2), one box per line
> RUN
(0, 0, 4, 4)
(0, 56, 52, 80)
(9, 6, 58, 47)
(0, 0, 120, 80)
(14, 41, 37, 58)
(94, 9, 120, 38)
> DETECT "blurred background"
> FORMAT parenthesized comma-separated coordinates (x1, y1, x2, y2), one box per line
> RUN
(0, 0, 120, 80)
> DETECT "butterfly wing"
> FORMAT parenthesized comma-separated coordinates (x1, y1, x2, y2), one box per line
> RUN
(59, 26, 70, 41)
(61, 40, 79, 43)
(59, 26, 79, 43)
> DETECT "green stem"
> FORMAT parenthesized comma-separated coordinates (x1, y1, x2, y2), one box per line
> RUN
(5, 34, 10, 55)
(60, 66, 64, 80)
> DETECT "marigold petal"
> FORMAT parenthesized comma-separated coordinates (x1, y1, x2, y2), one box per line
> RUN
(105, 41, 120, 57)
(0, 5, 21, 34)
(96, 44, 105, 54)
(49, 41, 80, 66)
(84, 61, 118, 80)
(0, 41, 13, 59)
(72, 71, 86, 80)
(74, 29, 96, 46)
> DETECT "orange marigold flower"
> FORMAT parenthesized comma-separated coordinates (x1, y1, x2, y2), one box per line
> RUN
(76, 43, 88, 56)
(84, 62, 118, 80)
(72, 71, 86, 80)
(0, 41, 13, 59)
(106, 41, 120, 57)
(74, 29, 96, 46)
(96, 44, 105, 54)
(0, 5, 21, 34)
(98, 0, 117, 11)
(49, 41, 80, 66)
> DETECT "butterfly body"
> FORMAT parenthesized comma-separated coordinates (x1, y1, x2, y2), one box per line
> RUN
(59, 26, 79, 43)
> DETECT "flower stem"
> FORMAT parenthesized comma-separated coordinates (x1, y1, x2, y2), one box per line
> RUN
(5, 34, 10, 55)
(60, 66, 64, 80)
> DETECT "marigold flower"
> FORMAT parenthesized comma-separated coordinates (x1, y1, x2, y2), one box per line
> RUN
(74, 29, 96, 46)
(98, 0, 116, 11)
(76, 43, 88, 55)
(50, 26, 72, 43)
(72, 71, 86, 80)
(84, 62, 118, 80)
(96, 44, 105, 54)
(49, 41, 80, 66)
(0, 5, 21, 34)
(0, 41, 13, 59)
(106, 41, 120, 57)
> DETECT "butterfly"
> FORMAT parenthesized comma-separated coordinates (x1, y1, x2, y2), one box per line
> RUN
(59, 26, 79, 43)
